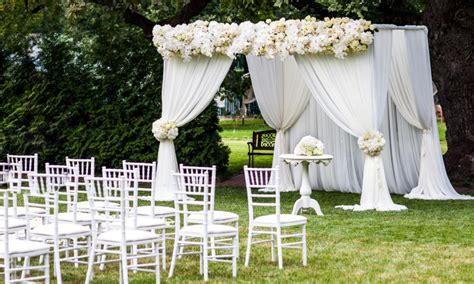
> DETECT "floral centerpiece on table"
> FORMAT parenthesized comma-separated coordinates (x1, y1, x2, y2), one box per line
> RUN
(294, 136, 324, 156)
(357, 131, 385, 156)
(152, 119, 179, 141)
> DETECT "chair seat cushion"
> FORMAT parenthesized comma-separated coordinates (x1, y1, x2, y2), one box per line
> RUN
(98, 229, 159, 243)
(58, 212, 93, 223)
(187, 210, 239, 223)
(77, 201, 119, 210)
(0, 217, 26, 230)
(180, 224, 238, 237)
(136, 205, 175, 217)
(0, 207, 46, 217)
(0, 240, 50, 256)
(111, 217, 166, 230)
(31, 223, 90, 237)
(253, 214, 307, 227)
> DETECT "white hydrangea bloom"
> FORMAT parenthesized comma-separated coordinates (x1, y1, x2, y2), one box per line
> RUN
(294, 136, 324, 156)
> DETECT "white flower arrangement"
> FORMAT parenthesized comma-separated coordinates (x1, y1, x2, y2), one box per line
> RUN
(152, 119, 179, 141)
(358, 131, 386, 156)
(294, 136, 324, 156)
(152, 16, 375, 61)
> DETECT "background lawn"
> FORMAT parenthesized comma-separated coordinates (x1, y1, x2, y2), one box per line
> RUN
(220, 118, 449, 176)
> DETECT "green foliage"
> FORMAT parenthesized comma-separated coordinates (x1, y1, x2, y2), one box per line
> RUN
(0, 2, 230, 172)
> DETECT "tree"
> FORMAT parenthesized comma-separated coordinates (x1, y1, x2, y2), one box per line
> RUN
(421, 0, 473, 183)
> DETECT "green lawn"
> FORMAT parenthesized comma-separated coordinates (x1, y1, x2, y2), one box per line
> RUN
(58, 189, 473, 283)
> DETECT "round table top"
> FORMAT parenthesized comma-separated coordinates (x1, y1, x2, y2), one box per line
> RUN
(279, 154, 334, 161)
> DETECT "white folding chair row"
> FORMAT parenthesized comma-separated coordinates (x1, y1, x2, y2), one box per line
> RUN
(85, 176, 164, 284)
(244, 166, 307, 269)
(26, 172, 92, 284)
(7, 154, 38, 191)
(0, 186, 50, 284)
(169, 172, 239, 281)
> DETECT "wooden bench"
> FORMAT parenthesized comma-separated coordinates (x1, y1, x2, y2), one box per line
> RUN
(247, 130, 276, 167)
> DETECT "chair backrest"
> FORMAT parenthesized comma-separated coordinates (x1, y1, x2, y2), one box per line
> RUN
(45, 163, 80, 213)
(123, 160, 156, 201)
(252, 130, 276, 150)
(179, 165, 216, 210)
(85, 176, 134, 234)
(6, 154, 38, 175)
(65, 157, 95, 185)
(25, 173, 68, 240)
(173, 172, 211, 233)
(7, 154, 38, 191)
(243, 166, 280, 224)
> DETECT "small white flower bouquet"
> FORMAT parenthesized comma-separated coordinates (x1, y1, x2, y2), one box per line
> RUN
(152, 119, 179, 141)
(358, 131, 385, 156)
(294, 136, 324, 156)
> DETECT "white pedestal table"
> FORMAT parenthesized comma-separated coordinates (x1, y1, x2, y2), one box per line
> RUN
(279, 154, 333, 216)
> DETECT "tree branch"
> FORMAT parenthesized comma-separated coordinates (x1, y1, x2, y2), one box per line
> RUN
(88, 0, 212, 40)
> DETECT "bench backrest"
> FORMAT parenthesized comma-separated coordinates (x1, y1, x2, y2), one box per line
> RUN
(252, 130, 276, 150)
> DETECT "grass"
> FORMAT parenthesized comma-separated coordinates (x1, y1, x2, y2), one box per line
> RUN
(58, 189, 473, 283)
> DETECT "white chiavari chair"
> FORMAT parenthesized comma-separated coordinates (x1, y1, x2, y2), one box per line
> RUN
(123, 161, 175, 238)
(7, 154, 38, 191)
(178, 165, 239, 258)
(168, 172, 239, 281)
(0, 187, 50, 284)
(244, 166, 307, 269)
(85, 176, 163, 284)
(101, 167, 167, 271)
(26, 172, 92, 284)
(0, 166, 27, 236)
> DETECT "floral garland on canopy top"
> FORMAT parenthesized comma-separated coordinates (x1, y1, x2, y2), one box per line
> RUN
(152, 16, 376, 61)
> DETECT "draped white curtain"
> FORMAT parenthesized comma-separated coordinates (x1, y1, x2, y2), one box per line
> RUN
(246, 56, 310, 191)
(389, 30, 473, 200)
(295, 30, 407, 211)
(155, 56, 232, 200)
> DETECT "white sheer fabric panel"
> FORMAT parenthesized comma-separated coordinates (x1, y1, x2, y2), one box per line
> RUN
(287, 98, 363, 193)
(295, 30, 407, 211)
(246, 56, 310, 191)
(155, 56, 232, 200)
(381, 99, 422, 194)
(389, 30, 472, 200)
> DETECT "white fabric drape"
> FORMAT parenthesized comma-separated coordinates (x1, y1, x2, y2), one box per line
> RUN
(295, 30, 407, 211)
(389, 30, 472, 200)
(381, 99, 422, 194)
(155, 56, 232, 200)
(246, 56, 310, 191)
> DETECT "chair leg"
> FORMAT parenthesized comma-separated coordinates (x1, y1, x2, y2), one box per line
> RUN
(302, 224, 307, 266)
(168, 233, 179, 278)
(244, 226, 253, 267)
(54, 240, 62, 284)
(161, 229, 166, 271)
(85, 236, 96, 284)
(155, 241, 161, 284)
(99, 244, 107, 271)
(120, 244, 129, 284)
(4, 256, 10, 284)
(73, 238, 79, 268)
(276, 226, 283, 269)
(132, 245, 138, 273)
(232, 234, 238, 278)
(203, 238, 209, 282)
(270, 227, 275, 262)
(210, 236, 217, 258)
(44, 253, 51, 284)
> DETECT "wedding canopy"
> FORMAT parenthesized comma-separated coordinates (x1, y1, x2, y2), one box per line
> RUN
(151, 18, 472, 210)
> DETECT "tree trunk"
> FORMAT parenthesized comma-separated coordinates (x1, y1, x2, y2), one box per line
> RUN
(422, 0, 474, 183)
